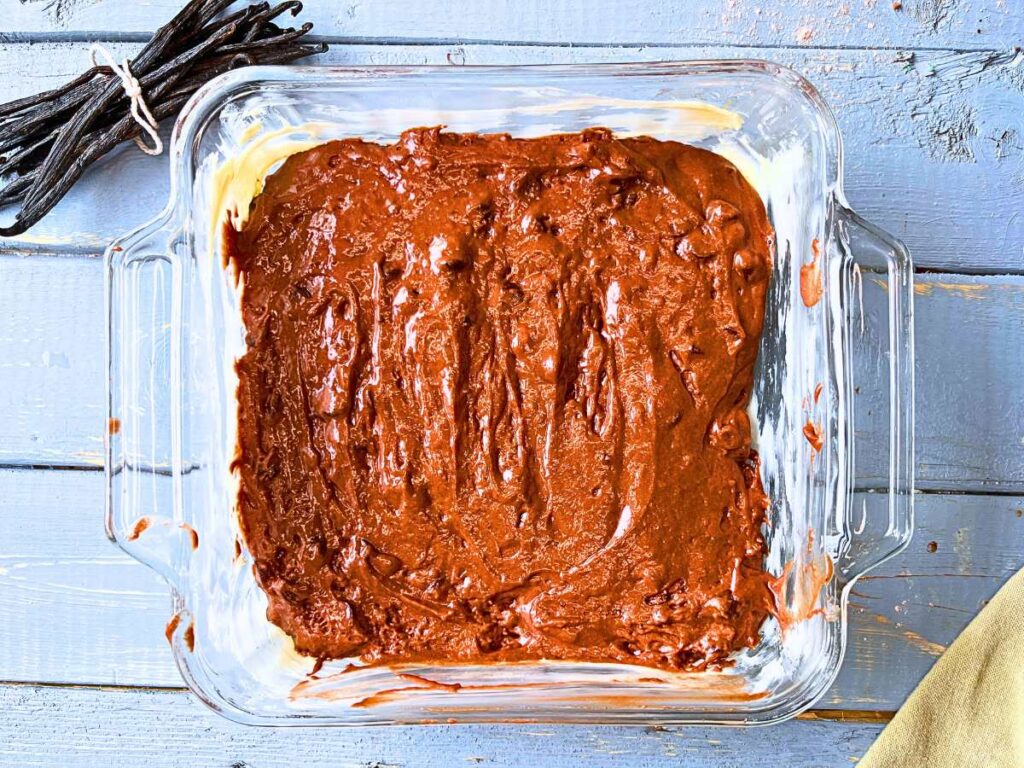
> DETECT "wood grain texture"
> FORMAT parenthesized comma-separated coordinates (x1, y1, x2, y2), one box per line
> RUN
(3, 0, 1022, 49)
(0, 683, 884, 768)
(3, 468, 1022, 709)
(0, 42, 1021, 273)
(0, 2, 1022, 753)
(0, 253, 105, 468)
(5, 254, 1023, 492)
(834, 490, 1024, 706)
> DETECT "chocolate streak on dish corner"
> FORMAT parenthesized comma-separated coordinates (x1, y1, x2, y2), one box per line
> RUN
(768, 554, 834, 631)
(180, 522, 200, 550)
(803, 420, 824, 453)
(128, 516, 150, 541)
(227, 126, 775, 673)
(290, 668, 769, 708)
(800, 237, 823, 308)
(165, 613, 182, 645)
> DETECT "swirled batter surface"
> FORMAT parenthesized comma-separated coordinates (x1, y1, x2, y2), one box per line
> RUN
(229, 127, 774, 671)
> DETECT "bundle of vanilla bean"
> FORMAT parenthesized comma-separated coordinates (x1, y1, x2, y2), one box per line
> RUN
(0, 0, 325, 236)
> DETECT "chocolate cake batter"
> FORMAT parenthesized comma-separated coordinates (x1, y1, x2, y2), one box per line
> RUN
(229, 127, 774, 672)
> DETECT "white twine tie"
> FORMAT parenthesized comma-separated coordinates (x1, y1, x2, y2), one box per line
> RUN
(89, 44, 163, 156)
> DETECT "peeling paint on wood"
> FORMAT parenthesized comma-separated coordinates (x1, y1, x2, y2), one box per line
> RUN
(3, 0, 1022, 48)
(0, 42, 1021, 271)
(0, 683, 886, 768)
(16, 0, 100, 28)
(3, 468, 1022, 711)
(1, 1, 1022, 757)
(870, 613, 947, 657)
(913, 281, 990, 298)
(894, 48, 1024, 165)
(879, 278, 993, 299)
(5, 256, 1023, 491)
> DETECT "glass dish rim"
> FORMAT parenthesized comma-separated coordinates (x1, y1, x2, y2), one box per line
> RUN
(105, 58, 913, 728)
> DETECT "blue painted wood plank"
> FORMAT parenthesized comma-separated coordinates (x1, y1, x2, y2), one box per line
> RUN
(4, 254, 1023, 492)
(0, 1, 1014, 758)
(3, 468, 1021, 709)
(0, 682, 884, 767)
(3, 0, 1022, 49)
(0, 253, 105, 468)
(0, 42, 1021, 273)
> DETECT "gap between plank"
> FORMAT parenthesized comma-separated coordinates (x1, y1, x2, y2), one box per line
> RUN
(0, 244, 103, 259)
(797, 709, 894, 725)
(914, 266, 1024, 279)
(1, 464, 1013, 499)
(0, 679, 896, 724)
(5, 247, 1021, 280)
(0, 461, 198, 475)
(0, 30, 1016, 55)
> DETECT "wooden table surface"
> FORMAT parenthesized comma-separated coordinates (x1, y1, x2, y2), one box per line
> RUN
(2, 1, 1023, 765)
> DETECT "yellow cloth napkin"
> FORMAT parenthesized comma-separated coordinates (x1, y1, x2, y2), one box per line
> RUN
(859, 566, 1024, 767)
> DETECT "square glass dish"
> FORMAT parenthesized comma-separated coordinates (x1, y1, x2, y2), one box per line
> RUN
(105, 61, 914, 726)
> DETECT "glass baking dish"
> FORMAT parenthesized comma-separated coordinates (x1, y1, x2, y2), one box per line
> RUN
(105, 61, 914, 726)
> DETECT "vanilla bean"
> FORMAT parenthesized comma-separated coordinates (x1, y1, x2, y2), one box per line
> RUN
(211, 2, 272, 40)
(0, 0, 324, 237)
(217, 21, 314, 55)
(0, 76, 110, 153)
(244, 1, 306, 35)
(0, 67, 108, 119)
(0, 130, 57, 178)
(0, 175, 33, 207)
(25, 22, 211, 206)
(0, 91, 194, 236)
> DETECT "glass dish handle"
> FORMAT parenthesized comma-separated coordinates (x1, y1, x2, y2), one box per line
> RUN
(105, 217, 188, 589)
(834, 203, 915, 582)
